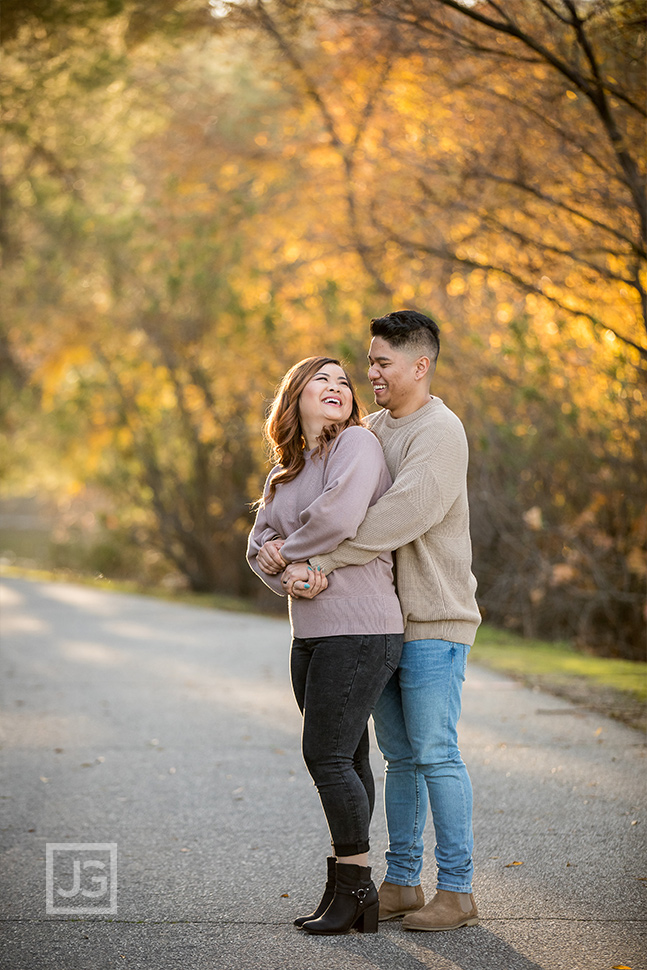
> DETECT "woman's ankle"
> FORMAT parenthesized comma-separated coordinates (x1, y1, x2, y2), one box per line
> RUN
(336, 853, 369, 868)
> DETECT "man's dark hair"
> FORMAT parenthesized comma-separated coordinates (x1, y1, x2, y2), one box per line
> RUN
(370, 309, 440, 363)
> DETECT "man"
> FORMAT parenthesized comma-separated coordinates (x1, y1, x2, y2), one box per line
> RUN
(258, 309, 481, 931)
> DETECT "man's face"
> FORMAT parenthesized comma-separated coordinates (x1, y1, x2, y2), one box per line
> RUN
(367, 336, 422, 417)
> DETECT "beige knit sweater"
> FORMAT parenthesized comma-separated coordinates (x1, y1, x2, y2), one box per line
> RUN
(311, 397, 481, 646)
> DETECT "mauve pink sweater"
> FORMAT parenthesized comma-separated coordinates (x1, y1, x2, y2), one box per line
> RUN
(247, 425, 404, 638)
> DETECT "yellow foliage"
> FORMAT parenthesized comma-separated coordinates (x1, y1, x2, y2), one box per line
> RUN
(183, 384, 205, 413)
(1, 3, 644, 640)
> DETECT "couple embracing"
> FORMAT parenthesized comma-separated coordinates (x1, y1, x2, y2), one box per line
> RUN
(247, 309, 481, 936)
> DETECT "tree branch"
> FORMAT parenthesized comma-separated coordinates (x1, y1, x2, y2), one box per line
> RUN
(248, 0, 393, 294)
(426, 0, 647, 245)
(461, 170, 646, 259)
(371, 216, 647, 361)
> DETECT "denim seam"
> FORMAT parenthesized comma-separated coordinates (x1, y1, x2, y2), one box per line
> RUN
(408, 766, 423, 880)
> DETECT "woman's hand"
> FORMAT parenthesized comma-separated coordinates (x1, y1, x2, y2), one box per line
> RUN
(257, 538, 287, 575)
(282, 562, 328, 599)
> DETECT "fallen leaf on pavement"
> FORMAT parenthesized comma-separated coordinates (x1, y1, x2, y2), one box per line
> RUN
(504, 861, 524, 867)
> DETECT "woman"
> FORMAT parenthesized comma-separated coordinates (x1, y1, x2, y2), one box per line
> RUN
(247, 356, 403, 936)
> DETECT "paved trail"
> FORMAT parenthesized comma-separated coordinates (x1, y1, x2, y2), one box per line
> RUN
(0, 576, 645, 970)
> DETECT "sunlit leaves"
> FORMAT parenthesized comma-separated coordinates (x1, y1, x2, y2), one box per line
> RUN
(1, 1, 645, 642)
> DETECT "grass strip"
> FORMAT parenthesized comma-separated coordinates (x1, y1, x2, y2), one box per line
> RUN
(472, 624, 646, 731)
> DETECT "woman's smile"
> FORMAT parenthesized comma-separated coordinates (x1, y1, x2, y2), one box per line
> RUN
(299, 364, 354, 447)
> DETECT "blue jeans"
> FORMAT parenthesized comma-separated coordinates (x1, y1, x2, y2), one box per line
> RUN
(372, 639, 474, 892)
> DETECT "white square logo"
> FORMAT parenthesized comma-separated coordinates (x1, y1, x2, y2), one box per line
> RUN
(46, 843, 118, 915)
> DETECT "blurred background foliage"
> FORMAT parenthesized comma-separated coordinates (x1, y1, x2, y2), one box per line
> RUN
(1, 0, 645, 657)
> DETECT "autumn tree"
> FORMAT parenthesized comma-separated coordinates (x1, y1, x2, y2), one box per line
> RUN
(214, 0, 647, 654)
(2, 0, 645, 652)
(1, 7, 373, 594)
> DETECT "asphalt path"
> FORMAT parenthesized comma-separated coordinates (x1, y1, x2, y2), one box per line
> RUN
(0, 576, 645, 970)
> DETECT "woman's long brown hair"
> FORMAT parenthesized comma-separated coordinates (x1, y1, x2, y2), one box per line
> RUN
(263, 356, 363, 502)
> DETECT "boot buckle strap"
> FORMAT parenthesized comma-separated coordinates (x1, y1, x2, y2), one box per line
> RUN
(353, 888, 369, 902)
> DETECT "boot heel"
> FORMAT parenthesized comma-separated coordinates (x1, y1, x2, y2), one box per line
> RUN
(356, 902, 379, 933)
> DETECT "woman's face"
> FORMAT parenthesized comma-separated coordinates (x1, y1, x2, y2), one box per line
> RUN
(298, 364, 353, 440)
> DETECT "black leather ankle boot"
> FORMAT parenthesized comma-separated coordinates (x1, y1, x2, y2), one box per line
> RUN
(302, 863, 378, 935)
(294, 856, 336, 928)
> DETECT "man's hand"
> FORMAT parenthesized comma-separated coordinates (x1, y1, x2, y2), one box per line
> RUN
(282, 562, 328, 599)
(257, 538, 287, 575)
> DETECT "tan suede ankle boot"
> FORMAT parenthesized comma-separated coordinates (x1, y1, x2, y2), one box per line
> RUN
(377, 881, 425, 921)
(402, 889, 478, 931)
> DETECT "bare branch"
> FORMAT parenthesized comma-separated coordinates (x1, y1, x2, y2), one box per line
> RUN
(248, 1, 343, 151)
(483, 88, 618, 181)
(421, 0, 647, 244)
(246, 1, 393, 294)
(461, 172, 646, 259)
(371, 215, 647, 360)
(535, 0, 572, 26)
(476, 211, 640, 288)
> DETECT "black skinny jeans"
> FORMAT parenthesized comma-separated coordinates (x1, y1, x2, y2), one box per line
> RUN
(291, 633, 403, 857)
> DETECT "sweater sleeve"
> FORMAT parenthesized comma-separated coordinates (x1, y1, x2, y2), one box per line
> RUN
(246, 471, 287, 597)
(311, 421, 468, 574)
(278, 427, 390, 565)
